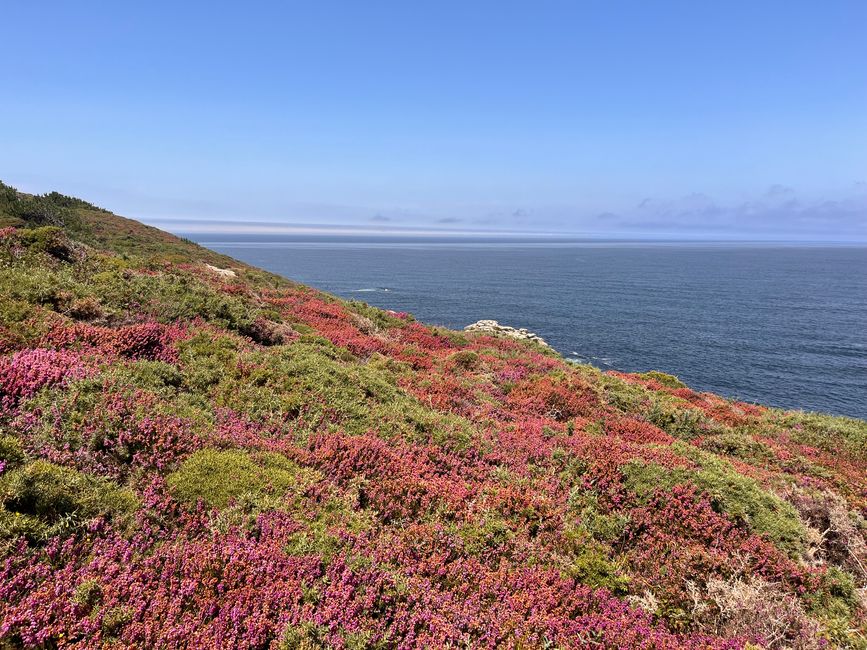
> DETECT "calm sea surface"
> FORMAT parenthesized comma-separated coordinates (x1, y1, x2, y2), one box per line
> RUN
(190, 235, 867, 420)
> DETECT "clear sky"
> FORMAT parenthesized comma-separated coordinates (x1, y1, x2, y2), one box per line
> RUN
(2, 1, 865, 240)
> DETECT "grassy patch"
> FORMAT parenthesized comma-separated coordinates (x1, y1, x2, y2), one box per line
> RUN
(769, 410, 867, 461)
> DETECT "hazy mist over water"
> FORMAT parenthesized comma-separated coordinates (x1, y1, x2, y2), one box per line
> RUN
(191, 235, 867, 420)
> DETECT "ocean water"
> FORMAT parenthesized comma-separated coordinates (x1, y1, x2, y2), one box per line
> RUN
(191, 235, 867, 420)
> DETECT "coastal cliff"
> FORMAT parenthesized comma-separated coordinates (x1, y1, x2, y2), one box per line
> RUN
(1, 181, 865, 648)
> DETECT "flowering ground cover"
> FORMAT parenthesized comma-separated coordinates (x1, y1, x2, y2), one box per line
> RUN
(1, 183, 865, 648)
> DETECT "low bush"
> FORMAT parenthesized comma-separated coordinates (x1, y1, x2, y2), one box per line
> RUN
(0, 433, 26, 471)
(622, 444, 808, 556)
(167, 448, 317, 510)
(17, 226, 76, 261)
(696, 576, 822, 649)
(0, 460, 137, 542)
(771, 410, 867, 461)
(641, 371, 688, 390)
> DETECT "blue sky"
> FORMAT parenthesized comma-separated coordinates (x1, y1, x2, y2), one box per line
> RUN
(2, 1, 865, 240)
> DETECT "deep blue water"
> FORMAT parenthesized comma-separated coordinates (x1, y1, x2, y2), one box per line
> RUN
(190, 235, 867, 420)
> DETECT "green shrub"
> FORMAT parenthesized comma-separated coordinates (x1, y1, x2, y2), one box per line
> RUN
(678, 443, 807, 554)
(0, 265, 84, 312)
(167, 449, 317, 510)
(699, 431, 774, 463)
(457, 515, 514, 556)
(0, 460, 138, 542)
(100, 606, 133, 638)
(449, 350, 480, 370)
(89, 269, 254, 331)
(12, 197, 71, 228)
(564, 542, 629, 594)
(0, 434, 26, 471)
(284, 522, 344, 561)
(65, 295, 104, 321)
(178, 331, 243, 393)
(620, 460, 687, 498)
(279, 622, 328, 649)
(646, 397, 708, 440)
(561, 490, 630, 594)
(805, 567, 862, 647)
(107, 360, 183, 393)
(72, 578, 103, 611)
(279, 622, 378, 650)
(566, 489, 629, 543)
(283, 493, 375, 561)
(0, 298, 35, 326)
(18, 226, 75, 261)
(213, 339, 473, 445)
(346, 300, 406, 330)
(208, 492, 287, 535)
(641, 371, 688, 390)
(598, 374, 649, 412)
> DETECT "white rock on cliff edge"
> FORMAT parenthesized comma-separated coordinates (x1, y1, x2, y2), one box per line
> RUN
(463, 319, 549, 347)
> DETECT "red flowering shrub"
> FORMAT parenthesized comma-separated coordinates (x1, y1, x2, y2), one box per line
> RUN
(605, 416, 674, 445)
(39, 321, 182, 363)
(269, 289, 388, 357)
(111, 322, 181, 363)
(506, 376, 598, 421)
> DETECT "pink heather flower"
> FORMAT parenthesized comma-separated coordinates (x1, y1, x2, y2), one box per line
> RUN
(0, 348, 90, 409)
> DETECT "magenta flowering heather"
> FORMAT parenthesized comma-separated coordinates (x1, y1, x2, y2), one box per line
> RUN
(0, 348, 90, 409)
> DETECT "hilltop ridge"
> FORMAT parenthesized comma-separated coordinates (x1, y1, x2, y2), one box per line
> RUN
(0, 182, 865, 649)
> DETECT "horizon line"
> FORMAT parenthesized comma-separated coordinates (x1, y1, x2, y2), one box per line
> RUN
(141, 217, 867, 245)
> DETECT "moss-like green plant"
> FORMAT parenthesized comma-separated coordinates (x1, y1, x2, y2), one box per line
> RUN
(284, 492, 376, 561)
(805, 567, 862, 647)
(100, 606, 133, 638)
(646, 397, 708, 440)
(177, 330, 244, 393)
(0, 460, 138, 542)
(279, 622, 379, 650)
(598, 374, 650, 412)
(564, 542, 630, 595)
(620, 460, 688, 498)
(167, 448, 318, 510)
(209, 338, 473, 446)
(106, 359, 183, 393)
(566, 489, 630, 543)
(457, 515, 514, 557)
(72, 578, 103, 611)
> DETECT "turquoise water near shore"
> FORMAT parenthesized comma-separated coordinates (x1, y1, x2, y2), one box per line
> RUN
(191, 235, 867, 420)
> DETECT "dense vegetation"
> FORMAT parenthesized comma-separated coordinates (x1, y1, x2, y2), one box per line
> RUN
(0, 182, 865, 649)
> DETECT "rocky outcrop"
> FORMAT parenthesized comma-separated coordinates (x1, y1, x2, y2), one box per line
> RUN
(464, 319, 549, 347)
(205, 264, 237, 278)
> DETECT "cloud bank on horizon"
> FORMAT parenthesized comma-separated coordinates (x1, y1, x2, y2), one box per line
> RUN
(1, 2, 865, 241)
(127, 183, 867, 241)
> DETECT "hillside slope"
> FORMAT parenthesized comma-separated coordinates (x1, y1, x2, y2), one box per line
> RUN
(0, 182, 865, 649)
